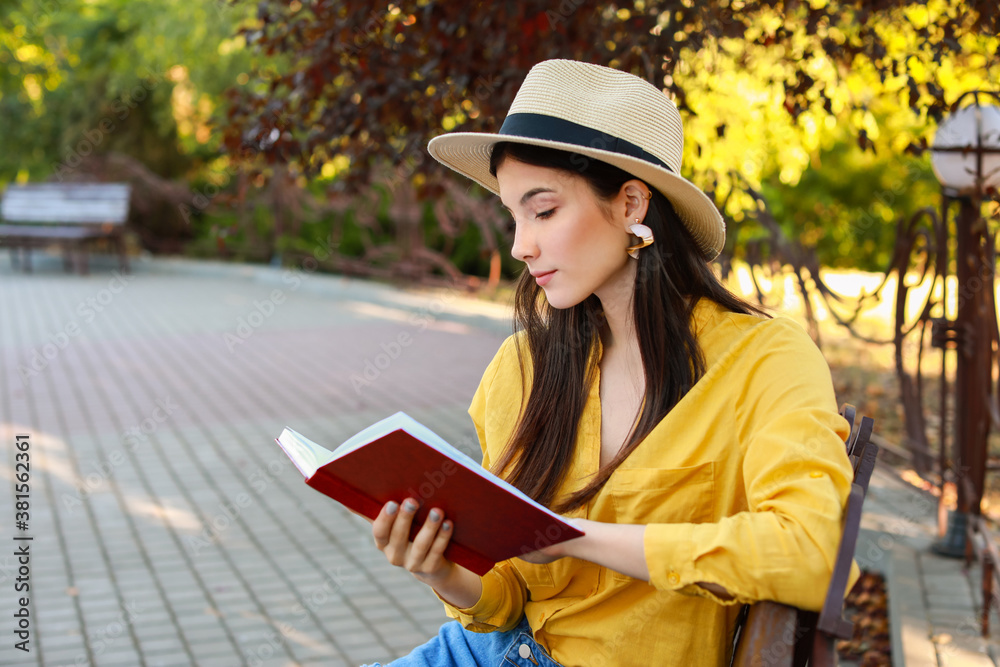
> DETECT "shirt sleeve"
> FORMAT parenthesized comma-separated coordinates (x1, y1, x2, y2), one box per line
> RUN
(436, 561, 529, 633)
(437, 335, 529, 632)
(643, 317, 859, 611)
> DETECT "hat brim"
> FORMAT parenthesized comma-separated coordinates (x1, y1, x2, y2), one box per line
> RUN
(427, 132, 725, 261)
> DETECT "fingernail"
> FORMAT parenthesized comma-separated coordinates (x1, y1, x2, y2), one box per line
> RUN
(442, 521, 452, 531)
(403, 499, 418, 512)
(385, 502, 398, 515)
(429, 509, 442, 522)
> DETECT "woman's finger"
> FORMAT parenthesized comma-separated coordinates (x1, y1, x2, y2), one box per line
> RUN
(424, 519, 454, 568)
(386, 498, 420, 562)
(406, 508, 445, 570)
(372, 501, 399, 551)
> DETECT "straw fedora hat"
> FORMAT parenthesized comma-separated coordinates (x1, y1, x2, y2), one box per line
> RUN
(426, 59, 725, 261)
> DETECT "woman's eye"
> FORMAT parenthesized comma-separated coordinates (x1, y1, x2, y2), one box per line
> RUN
(536, 208, 555, 219)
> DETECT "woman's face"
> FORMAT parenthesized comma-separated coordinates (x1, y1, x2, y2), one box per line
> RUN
(495, 157, 638, 309)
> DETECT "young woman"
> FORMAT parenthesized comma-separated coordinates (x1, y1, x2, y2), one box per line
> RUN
(362, 59, 855, 667)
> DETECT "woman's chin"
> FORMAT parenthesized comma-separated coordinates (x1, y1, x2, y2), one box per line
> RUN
(540, 289, 586, 310)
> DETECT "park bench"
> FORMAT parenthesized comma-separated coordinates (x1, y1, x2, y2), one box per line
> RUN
(730, 403, 880, 666)
(0, 183, 131, 274)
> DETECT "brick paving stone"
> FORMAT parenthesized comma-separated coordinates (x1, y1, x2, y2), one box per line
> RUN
(4, 656, 40, 667)
(92, 648, 144, 666)
(137, 635, 188, 654)
(930, 609, 986, 628)
(178, 623, 230, 641)
(141, 654, 195, 667)
(926, 593, 981, 613)
(34, 645, 91, 666)
(184, 656, 239, 667)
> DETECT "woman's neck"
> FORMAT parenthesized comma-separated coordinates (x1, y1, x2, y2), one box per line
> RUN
(595, 262, 640, 357)
(597, 295, 638, 359)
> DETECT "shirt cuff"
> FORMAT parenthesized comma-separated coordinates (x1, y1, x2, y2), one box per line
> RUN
(436, 568, 510, 632)
(644, 522, 745, 606)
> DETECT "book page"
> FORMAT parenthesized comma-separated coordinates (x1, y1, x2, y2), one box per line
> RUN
(276, 428, 335, 478)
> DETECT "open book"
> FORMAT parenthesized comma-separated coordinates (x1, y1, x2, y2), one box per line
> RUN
(276, 412, 584, 576)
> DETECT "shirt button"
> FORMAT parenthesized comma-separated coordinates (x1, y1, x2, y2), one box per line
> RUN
(668, 572, 681, 585)
(810, 471, 824, 478)
(518, 643, 533, 659)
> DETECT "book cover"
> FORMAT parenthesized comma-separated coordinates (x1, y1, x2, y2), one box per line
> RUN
(276, 412, 584, 576)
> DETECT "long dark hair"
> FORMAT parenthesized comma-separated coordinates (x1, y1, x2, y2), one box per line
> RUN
(488, 141, 768, 513)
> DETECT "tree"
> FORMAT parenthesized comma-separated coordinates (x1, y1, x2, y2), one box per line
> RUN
(219, 0, 998, 210)
(0, 0, 254, 183)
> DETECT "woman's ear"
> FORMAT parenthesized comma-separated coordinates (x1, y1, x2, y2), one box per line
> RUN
(620, 180, 651, 228)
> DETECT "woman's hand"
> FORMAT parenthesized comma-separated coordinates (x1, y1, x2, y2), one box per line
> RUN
(371, 498, 484, 609)
(372, 498, 456, 587)
(517, 517, 587, 564)
(520, 518, 652, 582)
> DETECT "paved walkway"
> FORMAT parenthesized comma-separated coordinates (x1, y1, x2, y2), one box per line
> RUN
(0, 253, 996, 666)
(857, 468, 1000, 666)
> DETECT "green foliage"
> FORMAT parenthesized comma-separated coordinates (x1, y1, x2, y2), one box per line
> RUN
(2, 0, 997, 274)
(215, 0, 997, 272)
(335, 212, 367, 258)
(759, 133, 940, 271)
(0, 0, 254, 183)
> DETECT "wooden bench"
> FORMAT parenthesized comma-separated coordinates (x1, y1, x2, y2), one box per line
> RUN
(0, 183, 131, 274)
(730, 404, 880, 666)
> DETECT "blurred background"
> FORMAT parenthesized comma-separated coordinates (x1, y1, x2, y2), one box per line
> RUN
(2, 2, 1000, 664)
(3, 0, 999, 507)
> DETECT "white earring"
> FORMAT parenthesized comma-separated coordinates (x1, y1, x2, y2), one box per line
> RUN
(626, 219, 654, 259)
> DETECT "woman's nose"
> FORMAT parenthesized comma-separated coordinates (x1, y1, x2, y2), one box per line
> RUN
(510, 223, 537, 262)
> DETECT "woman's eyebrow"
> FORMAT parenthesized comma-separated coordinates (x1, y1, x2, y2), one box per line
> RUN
(501, 187, 557, 211)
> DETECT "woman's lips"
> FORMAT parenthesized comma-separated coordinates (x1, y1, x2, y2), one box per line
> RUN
(533, 270, 556, 286)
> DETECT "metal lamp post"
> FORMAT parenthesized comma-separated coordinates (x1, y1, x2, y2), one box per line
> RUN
(929, 92, 1000, 557)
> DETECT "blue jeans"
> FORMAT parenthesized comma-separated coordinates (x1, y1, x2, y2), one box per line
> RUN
(361, 615, 564, 667)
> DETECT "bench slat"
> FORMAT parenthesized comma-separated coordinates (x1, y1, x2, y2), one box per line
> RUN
(1, 183, 130, 224)
(0, 225, 109, 239)
(3, 183, 130, 198)
(1, 203, 129, 224)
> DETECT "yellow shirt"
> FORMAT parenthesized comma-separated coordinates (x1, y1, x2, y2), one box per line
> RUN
(443, 298, 858, 667)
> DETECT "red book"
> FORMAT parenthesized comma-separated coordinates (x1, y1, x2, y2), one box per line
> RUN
(276, 412, 584, 576)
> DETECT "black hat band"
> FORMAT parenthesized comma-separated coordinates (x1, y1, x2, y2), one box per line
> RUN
(497, 112, 674, 173)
